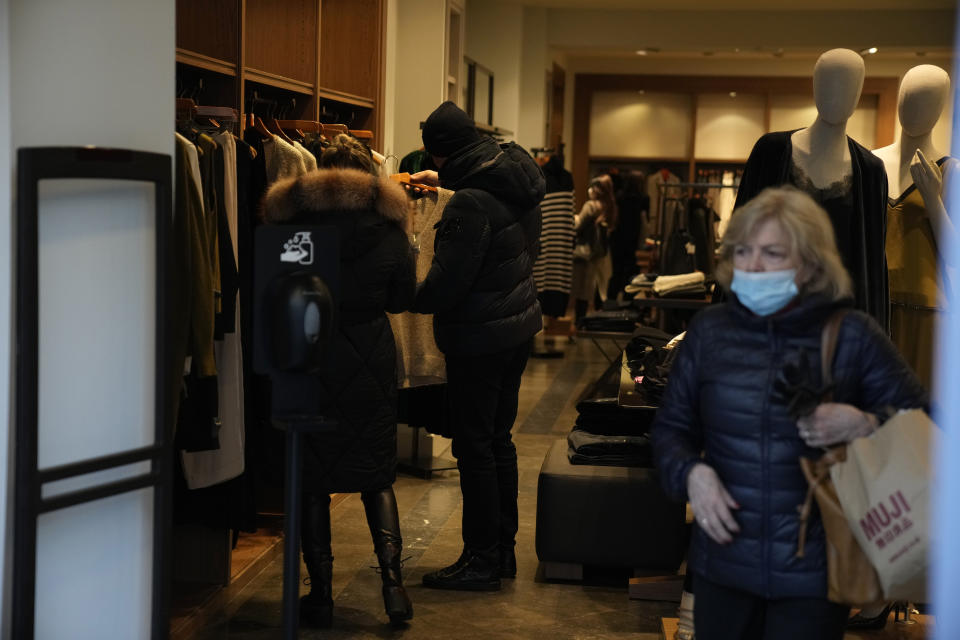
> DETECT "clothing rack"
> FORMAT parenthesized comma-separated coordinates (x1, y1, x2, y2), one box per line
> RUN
(655, 181, 739, 272)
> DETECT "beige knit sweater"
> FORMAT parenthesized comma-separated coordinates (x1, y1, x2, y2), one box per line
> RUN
(389, 187, 453, 387)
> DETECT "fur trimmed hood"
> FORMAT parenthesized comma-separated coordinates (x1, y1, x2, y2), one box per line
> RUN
(262, 168, 409, 228)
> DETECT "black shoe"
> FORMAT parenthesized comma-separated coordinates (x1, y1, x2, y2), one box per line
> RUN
(846, 603, 893, 630)
(499, 547, 517, 579)
(422, 549, 501, 591)
(300, 590, 333, 629)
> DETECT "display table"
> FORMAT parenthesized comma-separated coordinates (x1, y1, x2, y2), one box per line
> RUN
(631, 293, 712, 331)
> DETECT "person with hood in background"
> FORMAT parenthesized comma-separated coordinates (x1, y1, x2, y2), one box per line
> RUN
(408, 101, 545, 591)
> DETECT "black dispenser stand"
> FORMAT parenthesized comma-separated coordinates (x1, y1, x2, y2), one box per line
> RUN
(274, 416, 335, 640)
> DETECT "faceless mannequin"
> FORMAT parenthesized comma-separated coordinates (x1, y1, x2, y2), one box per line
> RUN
(873, 65, 950, 197)
(791, 49, 865, 188)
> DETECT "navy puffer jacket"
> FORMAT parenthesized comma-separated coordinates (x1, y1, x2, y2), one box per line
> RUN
(414, 137, 545, 356)
(651, 294, 926, 599)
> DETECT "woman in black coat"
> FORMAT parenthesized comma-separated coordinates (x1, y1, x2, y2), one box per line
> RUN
(263, 135, 416, 627)
(651, 186, 926, 640)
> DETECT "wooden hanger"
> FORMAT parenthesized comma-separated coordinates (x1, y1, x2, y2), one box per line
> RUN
(266, 116, 296, 144)
(350, 130, 374, 141)
(246, 112, 273, 139)
(390, 172, 437, 194)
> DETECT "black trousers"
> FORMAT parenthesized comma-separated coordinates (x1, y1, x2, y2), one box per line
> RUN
(445, 340, 531, 554)
(694, 575, 849, 640)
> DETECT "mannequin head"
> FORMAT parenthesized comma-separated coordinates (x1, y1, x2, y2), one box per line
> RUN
(898, 65, 950, 137)
(812, 49, 865, 125)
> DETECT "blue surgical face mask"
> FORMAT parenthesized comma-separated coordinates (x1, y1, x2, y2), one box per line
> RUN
(730, 268, 799, 316)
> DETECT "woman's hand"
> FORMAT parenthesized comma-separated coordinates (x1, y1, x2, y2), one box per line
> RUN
(796, 403, 878, 447)
(687, 463, 740, 545)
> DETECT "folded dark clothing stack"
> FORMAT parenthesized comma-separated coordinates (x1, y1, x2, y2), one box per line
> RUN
(575, 397, 655, 435)
(567, 428, 653, 467)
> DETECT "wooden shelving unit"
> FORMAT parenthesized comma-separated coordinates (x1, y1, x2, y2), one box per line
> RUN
(175, 0, 386, 145)
(175, 49, 237, 77)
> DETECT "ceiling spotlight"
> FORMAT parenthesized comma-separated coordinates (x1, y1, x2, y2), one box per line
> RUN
(635, 49, 648, 56)
(638, 90, 646, 95)
(734, 48, 741, 53)
(860, 47, 878, 55)
(729, 91, 737, 98)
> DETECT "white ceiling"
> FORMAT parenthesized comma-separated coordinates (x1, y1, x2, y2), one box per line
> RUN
(496, 0, 954, 10)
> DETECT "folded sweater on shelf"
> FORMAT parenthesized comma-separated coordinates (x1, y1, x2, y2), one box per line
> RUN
(652, 270, 704, 295)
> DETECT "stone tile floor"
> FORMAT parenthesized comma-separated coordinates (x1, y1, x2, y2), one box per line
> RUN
(191, 339, 674, 639)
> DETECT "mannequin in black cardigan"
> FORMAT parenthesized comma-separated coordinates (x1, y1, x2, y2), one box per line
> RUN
(733, 48, 889, 332)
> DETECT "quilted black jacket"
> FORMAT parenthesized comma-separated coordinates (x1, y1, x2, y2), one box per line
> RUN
(262, 168, 416, 493)
(414, 137, 545, 356)
(651, 294, 926, 599)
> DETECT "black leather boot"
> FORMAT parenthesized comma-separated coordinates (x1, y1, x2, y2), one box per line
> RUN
(300, 492, 333, 628)
(422, 547, 501, 591)
(362, 488, 413, 624)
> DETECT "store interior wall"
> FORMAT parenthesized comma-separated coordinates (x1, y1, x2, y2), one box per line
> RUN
(560, 55, 956, 169)
(389, 0, 449, 164)
(0, 0, 11, 635)
(6, 0, 174, 637)
(517, 6, 550, 153)
(465, 0, 524, 139)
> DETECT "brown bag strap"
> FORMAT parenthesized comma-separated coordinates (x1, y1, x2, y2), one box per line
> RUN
(819, 310, 848, 401)
(796, 316, 848, 560)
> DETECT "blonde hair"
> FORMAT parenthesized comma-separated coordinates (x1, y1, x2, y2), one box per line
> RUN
(716, 186, 853, 301)
(318, 134, 378, 175)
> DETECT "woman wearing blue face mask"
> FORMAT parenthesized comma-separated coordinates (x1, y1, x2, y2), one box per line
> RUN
(651, 186, 926, 640)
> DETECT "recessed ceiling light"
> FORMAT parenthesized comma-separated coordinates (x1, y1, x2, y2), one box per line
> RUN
(638, 90, 646, 95)
(635, 49, 648, 56)
(729, 91, 737, 98)
(734, 48, 741, 53)
(860, 47, 878, 55)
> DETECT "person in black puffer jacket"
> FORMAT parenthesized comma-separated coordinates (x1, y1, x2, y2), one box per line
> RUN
(651, 186, 926, 640)
(410, 102, 544, 591)
(262, 135, 416, 627)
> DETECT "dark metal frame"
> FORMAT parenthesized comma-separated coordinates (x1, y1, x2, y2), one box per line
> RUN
(464, 57, 494, 126)
(13, 147, 173, 639)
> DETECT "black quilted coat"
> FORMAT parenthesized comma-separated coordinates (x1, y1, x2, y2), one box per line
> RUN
(651, 294, 926, 599)
(414, 137, 545, 356)
(263, 168, 416, 493)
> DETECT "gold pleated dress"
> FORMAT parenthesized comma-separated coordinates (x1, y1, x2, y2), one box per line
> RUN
(886, 172, 945, 390)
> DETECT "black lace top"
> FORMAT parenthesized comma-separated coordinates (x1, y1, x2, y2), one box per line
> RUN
(789, 161, 856, 274)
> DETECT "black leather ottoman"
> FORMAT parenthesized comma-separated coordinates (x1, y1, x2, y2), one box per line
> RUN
(535, 439, 686, 580)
